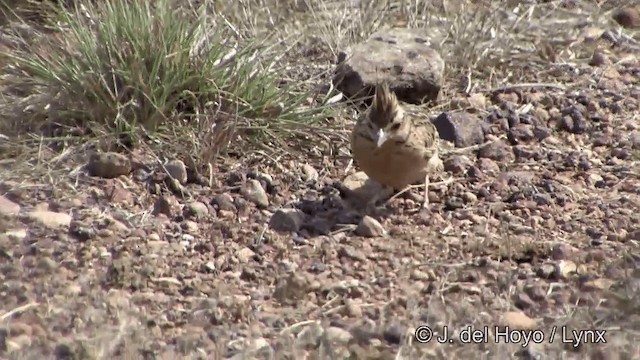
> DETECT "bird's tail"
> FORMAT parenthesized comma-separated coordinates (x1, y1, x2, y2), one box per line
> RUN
(369, 83, 401, 125)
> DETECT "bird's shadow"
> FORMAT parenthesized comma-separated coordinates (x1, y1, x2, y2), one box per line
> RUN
(284, 178, 415, 238)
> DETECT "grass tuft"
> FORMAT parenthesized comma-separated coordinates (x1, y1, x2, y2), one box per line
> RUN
(1, 0, 331, 170)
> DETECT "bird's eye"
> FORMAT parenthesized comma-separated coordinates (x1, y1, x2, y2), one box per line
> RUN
(390, 122, 401, 131)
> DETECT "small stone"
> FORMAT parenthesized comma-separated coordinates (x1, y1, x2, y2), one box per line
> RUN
(184, 201, 208, 219)
(0, 195, 20, 217)
(523, 283, 546, 301)
(87, 151, 131, 178)
(338, 245, 366, 262)
(587, 173, 604, 187)
(241, 179, 269, 208)
(612, 7, 640, 29)
(340, 171, 386, 206)
(236, 247, 256, 263)
(6, 334, 31, 353)
(156, 277, 182, 287)
(443, 155, 473, 174)
(554, 260, 577, 279)
(533, 126, 552, 141)
(152, 195, 179, 217)
(355, 216, 386, 237)
(461, 192, 477, 204)
(444, 197, 464, 210)
(325, 327, 353, 345)
(202, 261, 216, 273)
(26, 211, 72, 228)
(589, 51, 609, 67)
(496, 92, 519, 104)
(410, 269, 434, 281)
(500, 311, 537, 330)
(537, 264, 556, 279)
(240, 267, 258, 282)
(581, 278, 614, 291)
(213, 193, 236, 212)
(167, 178, 186, 197)
(513, 292, 536, 310)
(252, 172, 274, 187)
(269, 208, 305, 233)
(4, 228, 27, 240)
(507, 124, 535, 144)
(219, 210, 235, 219)
(478, 140, 512, 161)
(230, 338, 272, 359)
(301, 164, 319, 182)
(382, 323, 404, 344)
(513, 145, 539, 160)
(54, 343, 75, 359)
(164, 160, 188, 184)
(273, 272, 311, 305)
(468, 93, 487, 110)
(344, 299, 363, 318)
(296, 322, 324, 347)
(551, 243, 577, 260)
(432, 112, 485, 148)
(181, 220, 198, 233)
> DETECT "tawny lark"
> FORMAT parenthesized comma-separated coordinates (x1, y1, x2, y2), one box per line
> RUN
(350, 83, 443, 211)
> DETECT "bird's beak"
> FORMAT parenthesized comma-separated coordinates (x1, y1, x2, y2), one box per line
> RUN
(376, 129, 387, 148)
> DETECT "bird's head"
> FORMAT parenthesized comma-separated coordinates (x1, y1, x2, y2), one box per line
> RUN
(365, 83, 411, 148)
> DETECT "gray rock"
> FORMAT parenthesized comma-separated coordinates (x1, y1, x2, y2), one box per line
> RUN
(536, 264, 556, 279)
(513, 292, 536, 309)
(269, 208, 305, 233)
(443, 155, 473, 174)
(523, 282, 547, 301)
(241, 179, 269, 208)
(181, 220, 199, 233)
(164, 160, 188, 184)
(382, 323, 405, 344)
(334, 28, 445, 104)
(629, 130, 640, 149)
(296, 322, 324, 348)
(340, 171, 389, 208)
(26, 210, 72, 228)
(477, 140, 512, 161)
(554, 260, 577, 279)
(325, 327, 354, 345)
(477, 158, 500, 173)
(213, 192, 236, 212)
(612, 7, 640, 29)
(507, 124, 536, 144)
(0, 195, 20, 217)
(184, 201, 208, 219)
(301, 164, 319, 182)
(513, 145, 539, 160)
(433, 112, 484, 148)
(229, 338, 273, 360)
(87, 151, 131, 178)
(355, 216, 386, 237)
(236, 247, 256, 263)
(152, 195, 180, 217)
(273, 272, 311, 305)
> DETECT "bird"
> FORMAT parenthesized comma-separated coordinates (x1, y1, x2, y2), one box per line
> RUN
(350, 83, 443, 212)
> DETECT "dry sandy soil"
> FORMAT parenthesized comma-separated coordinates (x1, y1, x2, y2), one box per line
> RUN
(0, 0, 639, 359)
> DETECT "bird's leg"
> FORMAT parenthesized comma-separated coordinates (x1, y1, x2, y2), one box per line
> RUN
(422, 173, 430, 209)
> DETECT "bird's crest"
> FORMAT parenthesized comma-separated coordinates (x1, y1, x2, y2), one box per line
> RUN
(369, 83, 400, 126)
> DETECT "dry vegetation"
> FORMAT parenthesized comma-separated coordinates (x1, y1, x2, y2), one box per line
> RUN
(0, 0, 639, 359)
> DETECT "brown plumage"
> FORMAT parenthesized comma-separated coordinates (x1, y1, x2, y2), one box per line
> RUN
(350, 83, 443, 211)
